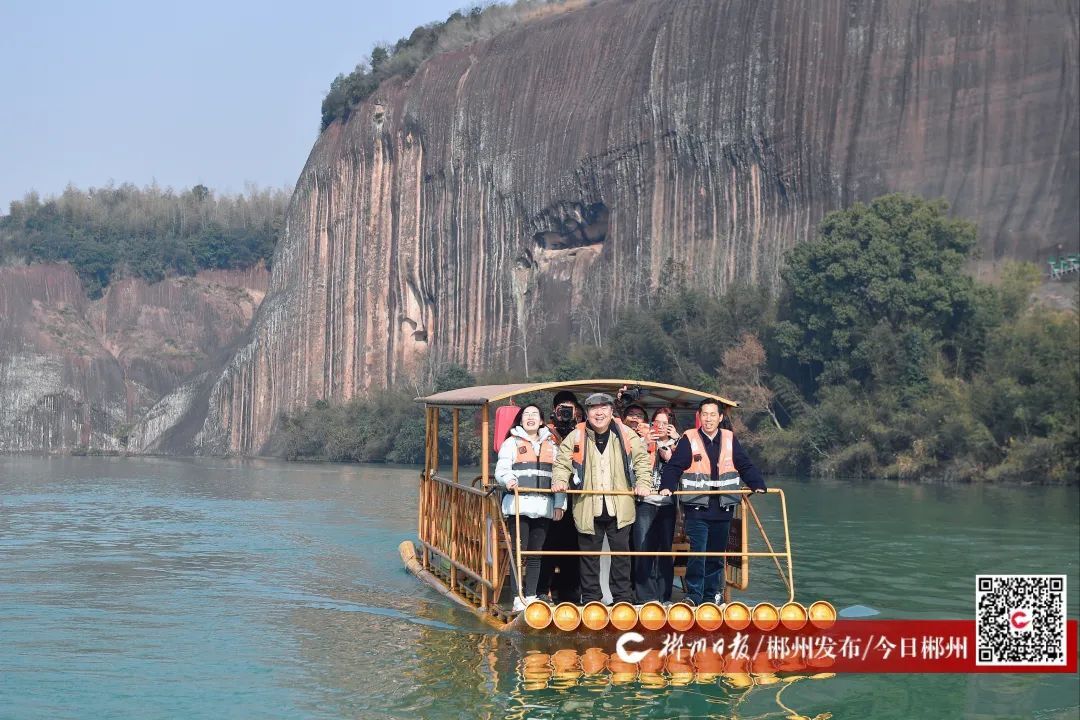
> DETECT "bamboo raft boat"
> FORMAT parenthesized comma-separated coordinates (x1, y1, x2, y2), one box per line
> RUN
(399, 379, 835, 634)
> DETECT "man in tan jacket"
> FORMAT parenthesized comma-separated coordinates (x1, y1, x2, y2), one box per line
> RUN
(551, 393, 654, 603)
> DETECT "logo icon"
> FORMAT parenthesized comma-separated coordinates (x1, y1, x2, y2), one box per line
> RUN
(615, 632, 650, 664)
(1008, 608, 1032, 633)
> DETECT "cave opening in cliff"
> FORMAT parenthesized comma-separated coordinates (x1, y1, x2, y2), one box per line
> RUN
(532, 201, 608, 252)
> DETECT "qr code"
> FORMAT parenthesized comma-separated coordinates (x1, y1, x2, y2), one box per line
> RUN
(976, 575, 1067, 666)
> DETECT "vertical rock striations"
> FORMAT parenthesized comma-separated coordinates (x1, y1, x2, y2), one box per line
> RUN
(201, 0, 1078, 454)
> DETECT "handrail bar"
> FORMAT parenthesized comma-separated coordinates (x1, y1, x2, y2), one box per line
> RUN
(508, 487, 793, 604)
(420, 478, 794, 608)
(430, 472, 491, 496)
(504, 488, 778, 495)
(420, 540, 494, 589)
(517, 550, 782, 557)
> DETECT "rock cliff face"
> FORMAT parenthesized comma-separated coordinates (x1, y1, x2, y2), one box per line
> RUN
(200, 0, 1078, 454)
(0, 264, 267, 452)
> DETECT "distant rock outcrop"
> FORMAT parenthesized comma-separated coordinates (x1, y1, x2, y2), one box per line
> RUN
(0, 264, 268, 452)
(193, 0, 1076, 454)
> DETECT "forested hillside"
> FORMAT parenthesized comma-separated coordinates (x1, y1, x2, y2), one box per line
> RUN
(0, 184, 290, 297)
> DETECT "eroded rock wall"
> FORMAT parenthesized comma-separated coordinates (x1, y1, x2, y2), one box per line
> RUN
(0, 263, 268, 452)
(201, 0, 1078, 454)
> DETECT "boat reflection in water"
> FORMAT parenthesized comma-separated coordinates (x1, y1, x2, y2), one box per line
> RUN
(476, 632, 837, 720)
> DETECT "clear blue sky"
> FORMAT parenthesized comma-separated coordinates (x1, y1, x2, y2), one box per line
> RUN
(0, 0, 467, 211)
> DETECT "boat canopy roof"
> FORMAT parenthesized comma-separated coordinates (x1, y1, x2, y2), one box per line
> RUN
(416, 379, 738, 409)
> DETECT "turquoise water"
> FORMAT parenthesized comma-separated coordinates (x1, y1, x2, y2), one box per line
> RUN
(1, 456, 1077, 719)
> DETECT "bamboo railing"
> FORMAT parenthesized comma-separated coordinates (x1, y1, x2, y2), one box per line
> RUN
(416, 403, 791, 616)
(417, 406, 510, 614)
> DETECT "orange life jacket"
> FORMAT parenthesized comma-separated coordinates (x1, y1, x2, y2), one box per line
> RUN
(545, 422, 565, 444)
(679, 428, 742, 509)
(569, 421, 637, 488)
(511, 436, 557, 489)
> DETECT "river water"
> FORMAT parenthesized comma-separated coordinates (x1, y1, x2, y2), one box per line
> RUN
(1, 455, 1077, 719)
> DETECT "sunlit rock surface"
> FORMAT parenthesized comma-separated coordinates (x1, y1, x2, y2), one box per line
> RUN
(196, 0, 1076, 454)
(0, 264, 268, 452)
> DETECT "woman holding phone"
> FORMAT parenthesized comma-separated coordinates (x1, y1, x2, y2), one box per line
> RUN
(631, 407, 680, 603)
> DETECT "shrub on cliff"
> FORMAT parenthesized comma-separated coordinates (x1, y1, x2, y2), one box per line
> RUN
(320, 1, 572, 130)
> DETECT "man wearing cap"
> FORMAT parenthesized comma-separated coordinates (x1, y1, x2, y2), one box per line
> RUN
(551, 392, 654, 604)
(660, 398, 766, 606)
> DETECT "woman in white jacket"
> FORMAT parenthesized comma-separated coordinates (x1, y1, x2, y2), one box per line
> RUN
(495, 404, 567, 612)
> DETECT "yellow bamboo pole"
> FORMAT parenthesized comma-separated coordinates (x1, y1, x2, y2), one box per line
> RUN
(420, 406, 432, 570)
(452, 408, 460, 484)
(418, 428, 426, 546)
(744, 496, 791, 594)
(480, 485, 489, 594)
(431, 409, 440, 475)
(480, 557, 489, 611)
(480, 403, 492, 608)
(480, 404, 490, 488)
(513, 488, 524, 605)
(492, 499, 515, 603)
(778, 489, 796, 603)
(448, 416, 458, 590)
(492, 498, 505, 600)
(433, 408, 449, 586)
(449, 496, 457, 591)
(481, 405, 494, 608)
(740, 501, 750, 590)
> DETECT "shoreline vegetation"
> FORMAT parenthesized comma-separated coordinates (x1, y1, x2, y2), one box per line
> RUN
(0, 183, 290, 298)
(278, 195, 1079, 484)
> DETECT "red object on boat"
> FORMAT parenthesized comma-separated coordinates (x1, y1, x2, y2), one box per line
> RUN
(493, 404, 519, 448)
